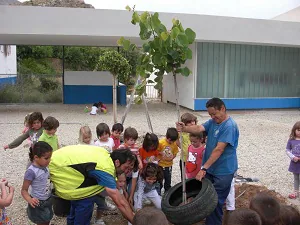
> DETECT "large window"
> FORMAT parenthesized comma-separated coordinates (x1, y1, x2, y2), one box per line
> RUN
(196, 43, 300, 98)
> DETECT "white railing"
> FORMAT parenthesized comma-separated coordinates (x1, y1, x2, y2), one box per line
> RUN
(145, 84, 160, 99)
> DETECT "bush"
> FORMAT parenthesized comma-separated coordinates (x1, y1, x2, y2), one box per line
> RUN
(39, 77, 59, 92)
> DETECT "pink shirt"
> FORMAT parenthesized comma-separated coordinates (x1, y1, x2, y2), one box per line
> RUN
(119, 143, 140, 156)
(186, 145, 205, 179)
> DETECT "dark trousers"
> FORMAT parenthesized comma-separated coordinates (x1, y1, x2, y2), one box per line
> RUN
(67, 196, 97, 225)
(160, 166, 172, 194)
(205, 173, 234, 225)
(179, 160, 186, 182)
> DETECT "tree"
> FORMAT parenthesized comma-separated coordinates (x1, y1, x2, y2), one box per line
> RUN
(118, 6, 196, 203)
(96, 50, 131, 123)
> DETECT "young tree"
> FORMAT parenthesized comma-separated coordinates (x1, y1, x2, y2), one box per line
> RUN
(118, 6, 196, 203)
(96, 50, 131, 123)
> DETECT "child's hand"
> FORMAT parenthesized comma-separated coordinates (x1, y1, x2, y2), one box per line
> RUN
(138, 162, 143, 171)
(0, 178, 8, 187)
(128, 196, 134, 206)
(29, 198, 40, 208)
(8, 185, 14, 193)
(3, 145, 9, 150)
(294, 157, 299, 162)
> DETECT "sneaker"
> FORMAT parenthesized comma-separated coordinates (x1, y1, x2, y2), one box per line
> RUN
(105, 199, 116, 210)
(95, 219, 106, 225)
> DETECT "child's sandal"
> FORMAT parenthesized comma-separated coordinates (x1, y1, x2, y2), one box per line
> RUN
(288, 193, 297, 199)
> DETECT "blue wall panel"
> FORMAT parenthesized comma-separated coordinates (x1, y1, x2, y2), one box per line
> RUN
(0, 76, 17, 87)
(64, 85, 127, 105)
(194, 98, 300, 110)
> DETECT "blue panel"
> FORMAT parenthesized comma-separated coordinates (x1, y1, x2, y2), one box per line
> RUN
(194, 98, 300, 111)
(0, 76, 17, 87)
(64, 85, 127, 105)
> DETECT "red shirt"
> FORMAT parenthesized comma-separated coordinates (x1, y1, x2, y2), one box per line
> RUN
(186, 145, 205, 179)
(111, 135, 120, 149)
(139, 147, 159, 167)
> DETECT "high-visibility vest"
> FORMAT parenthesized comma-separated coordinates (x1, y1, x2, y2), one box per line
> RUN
(49, 145, 115, 200)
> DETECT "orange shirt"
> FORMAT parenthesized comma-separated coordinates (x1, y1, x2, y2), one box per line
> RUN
(139, 147, 159, 167)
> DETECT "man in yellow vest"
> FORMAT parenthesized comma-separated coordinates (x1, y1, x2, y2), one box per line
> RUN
(49, 145, 135, 224)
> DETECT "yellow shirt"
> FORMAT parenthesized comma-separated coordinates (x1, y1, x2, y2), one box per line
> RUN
(181, 132, 190, 162)
(158, 138, 179, 168)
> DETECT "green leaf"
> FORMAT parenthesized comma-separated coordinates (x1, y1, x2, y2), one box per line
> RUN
(117, 37, 124, 46)
(151, 12, 161, 29)
(140, 12, 149, 23)
(123, 39, 131, 51)
(156, 24, 167, 34)
(185, 28, 196, 44)
(171, 27, 180, 39)
(176, 33, 189, 47)
(125, 5, 131, 11)
(139, 22, 151, 40)
(143, 43, 151, 52)
(185, 48, 193, 59)
(176, 67, 191, 76)
(172, 18, 179, 26)
(153, 53, 162, 65)
(134, 96, 143, 104)
(168, 50, 179, 59)
(129, 44, 136, 51)
(132, 11, 140, 25)
(161, 32, 169, 41)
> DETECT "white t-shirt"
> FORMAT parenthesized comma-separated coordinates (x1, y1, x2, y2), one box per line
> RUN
(90, 106, 98, 115)
(94, 138, 115, 153)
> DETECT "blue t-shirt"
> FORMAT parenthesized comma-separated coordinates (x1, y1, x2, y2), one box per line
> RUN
(88, 170, 117, 189)
(202, 117, 239, 175)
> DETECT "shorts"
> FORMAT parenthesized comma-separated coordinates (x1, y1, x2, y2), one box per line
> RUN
(27, 197, 53, 224)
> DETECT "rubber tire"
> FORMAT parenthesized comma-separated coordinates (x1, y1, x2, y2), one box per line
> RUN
(161, 178, 218, 225)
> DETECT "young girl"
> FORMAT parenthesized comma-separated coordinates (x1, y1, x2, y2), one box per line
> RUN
(186, 132, 205, 179)
(134, 163, 163, 211)
(21, 141, 53, 225)
(139, 133, 160, 167)
(90, 102, 107, 115)
(286, 121, 300, 199)
(4, 112, 44, 150)
(94, 123, 115, 153)
(78, 125, 93, 145)
(0, 178, 14, 225)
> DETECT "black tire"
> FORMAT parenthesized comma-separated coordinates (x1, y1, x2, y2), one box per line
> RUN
(161, 178, 218, 225)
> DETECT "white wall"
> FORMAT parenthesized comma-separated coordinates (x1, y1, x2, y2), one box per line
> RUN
(272, 6, 300, 22)
(162, 43, 196, 109)
(0, 45, 17, 76)
(64, 71, 113, 85)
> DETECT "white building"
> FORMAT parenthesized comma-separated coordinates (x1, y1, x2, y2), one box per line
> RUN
(0, 5, 299, 109)
(0, 45, 17, 85)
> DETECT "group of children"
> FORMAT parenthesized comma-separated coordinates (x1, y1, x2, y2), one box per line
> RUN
(1, 110, 300, 225)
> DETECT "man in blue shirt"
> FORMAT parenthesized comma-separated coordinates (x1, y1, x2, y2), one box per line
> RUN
(177, 98, 239, 225)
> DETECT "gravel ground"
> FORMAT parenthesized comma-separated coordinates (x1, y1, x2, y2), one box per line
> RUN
(0, 102, 299, 224)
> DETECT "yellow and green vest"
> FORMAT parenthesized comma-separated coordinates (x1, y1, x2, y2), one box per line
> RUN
(49, 145, 115, 200)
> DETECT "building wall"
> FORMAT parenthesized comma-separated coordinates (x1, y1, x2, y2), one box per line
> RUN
(272, 6, 300, 22)
(162, 43, 196, 109)
(64, 71, 126, 105)
(0, 45, 17, 85)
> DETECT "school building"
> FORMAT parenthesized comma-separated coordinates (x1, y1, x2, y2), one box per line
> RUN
(0, 5, 299, 109)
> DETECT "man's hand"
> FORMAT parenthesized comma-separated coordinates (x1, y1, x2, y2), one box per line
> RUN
(29, 197, 39, 208)
(176, 122, 185, 132)
(195, 170, 206, 181)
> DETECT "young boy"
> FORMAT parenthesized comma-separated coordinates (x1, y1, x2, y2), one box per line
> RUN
(177, 113, 197, 181)
(158, 127, 179, 194)
(38, 116, 60, 151)
(133, 207, 169, 225)
(94, 123, 115, 153)
(226, 208, 262, 225)
(249, 192, 281, 225)
(111, 123, 124, 150)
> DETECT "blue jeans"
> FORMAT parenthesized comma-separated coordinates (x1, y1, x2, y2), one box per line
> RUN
(205, 173, 234, 225)
(67, 196, 97, 225)
(160, 166, 172, 194)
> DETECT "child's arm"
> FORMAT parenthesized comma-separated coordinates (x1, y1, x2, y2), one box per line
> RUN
(21, 180, 40, 208)
(286, 140, 297, 162)
(137, 155, 143, 171)
(0, 179, 14, 208)
(134, 177, 144, 211)
(129, 176, 138, 206)
(123, 187, 129, 200)
(4, 130, 30, 150)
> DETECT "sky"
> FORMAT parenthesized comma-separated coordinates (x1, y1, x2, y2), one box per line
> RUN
(83, 0, 300, 19)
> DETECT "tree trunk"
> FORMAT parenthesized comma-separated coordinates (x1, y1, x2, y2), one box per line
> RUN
(113, 75, 117, 123)
(173, 74, 187, 204)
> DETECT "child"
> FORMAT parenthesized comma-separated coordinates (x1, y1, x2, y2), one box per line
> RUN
(177, 113, 197, 181)
(94, 123, 115, 153)
(21, 141, 53, 225)
(38, 116, 60, 151)
(78, 125, 93, 145)
(117, 172, 129, 199)
(157, 128, 179, 194)
(279, 204, 300, 225)
(90, 103, 99, 115)
(249, 192, 281, 225)
(286, 121, 300, 199)
(134, 163, 163, 211)
(226, 208, 262, 225)
(139, 133, 160, 167)
(111, 123, 124, 149)
(119, 127, 143, 170)
(186, 132, 205, 179)
(90, 102, 107, 115)
(98, 102, 107, 113)
(22, 113, 32, 148)
(133, 207, 169, 225)
(0, 178, 14, 225)
(4, 112, 44, 150)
